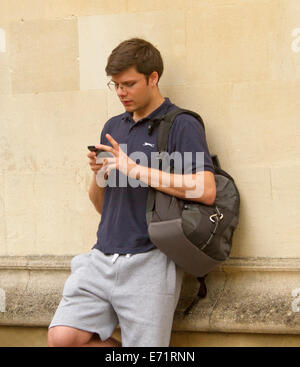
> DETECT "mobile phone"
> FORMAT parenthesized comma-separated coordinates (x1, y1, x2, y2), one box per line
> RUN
(88, 145, 103, 154)
(87, 145, 113, 157)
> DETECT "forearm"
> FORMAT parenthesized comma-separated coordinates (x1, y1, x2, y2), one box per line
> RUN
(88, 173, 106, 214)
(137, 165, 215, 205)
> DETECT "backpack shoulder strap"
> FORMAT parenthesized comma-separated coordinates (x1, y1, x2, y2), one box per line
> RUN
(152, 107, 205, 152)
(163, 108, 205, 130)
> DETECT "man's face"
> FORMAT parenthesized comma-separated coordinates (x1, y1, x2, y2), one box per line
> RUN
(110, 67, 157, 114)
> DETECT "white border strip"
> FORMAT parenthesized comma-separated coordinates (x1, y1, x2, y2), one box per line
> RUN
(0, 28, 6, 53)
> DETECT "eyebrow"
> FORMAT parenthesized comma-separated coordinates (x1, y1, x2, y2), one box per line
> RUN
(111, 79, 136, 83)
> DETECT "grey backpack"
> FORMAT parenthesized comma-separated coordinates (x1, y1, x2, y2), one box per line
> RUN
(146, 108, 240, 314)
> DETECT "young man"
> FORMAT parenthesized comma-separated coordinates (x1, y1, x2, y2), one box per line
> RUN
(48, 38, 216, 347)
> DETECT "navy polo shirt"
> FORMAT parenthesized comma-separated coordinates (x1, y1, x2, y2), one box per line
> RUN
(93, 98, 214, 254)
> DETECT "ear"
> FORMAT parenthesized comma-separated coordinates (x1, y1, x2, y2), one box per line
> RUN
(148, 71, 159, 87)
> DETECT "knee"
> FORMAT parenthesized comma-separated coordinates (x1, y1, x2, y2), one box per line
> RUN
(48, 326, 76, 347)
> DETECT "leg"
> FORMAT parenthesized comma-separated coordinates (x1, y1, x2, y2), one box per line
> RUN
(113, 249, 184, 347)
(48, 251, 120, 347)
(48, 326, 121, 347)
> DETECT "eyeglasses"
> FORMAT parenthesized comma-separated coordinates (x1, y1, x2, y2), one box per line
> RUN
(107, 77, 145, 92)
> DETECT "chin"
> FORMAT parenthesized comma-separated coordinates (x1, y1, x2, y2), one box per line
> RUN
(124, 105, 137, 112)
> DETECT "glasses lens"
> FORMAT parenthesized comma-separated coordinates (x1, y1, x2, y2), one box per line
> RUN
(107, 81, 114, 91)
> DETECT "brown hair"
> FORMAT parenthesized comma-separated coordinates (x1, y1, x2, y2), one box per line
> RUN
(105, 38, 164, 81)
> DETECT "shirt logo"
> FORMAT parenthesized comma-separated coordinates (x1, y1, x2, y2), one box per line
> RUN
(143, 142, 155, 148)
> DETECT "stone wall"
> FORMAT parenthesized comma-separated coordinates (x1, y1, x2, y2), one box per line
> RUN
(0, 0, 300, 346)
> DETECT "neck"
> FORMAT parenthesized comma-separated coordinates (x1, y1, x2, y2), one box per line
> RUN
(133, 93, 165, 122)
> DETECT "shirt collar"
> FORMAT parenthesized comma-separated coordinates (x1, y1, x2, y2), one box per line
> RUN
(121, 97, 173, 123)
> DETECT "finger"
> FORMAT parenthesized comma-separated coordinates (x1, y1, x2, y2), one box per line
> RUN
(105, 163, 117, 176)
(87, 152, 96, 158)
(94, 143, 114, 154)
(89, 160, 95, 167)
(98, 158, 116, 168)
(90, 162, 103, 172)
(105, 134, 119, 150)
(100, 157, 116, 165)
(100, 162, 117, 176)
(90, 162, 103, 169)
(96, 170, 108, 187)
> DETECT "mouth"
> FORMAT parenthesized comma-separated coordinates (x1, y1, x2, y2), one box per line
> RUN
(122, 100, 132, 106)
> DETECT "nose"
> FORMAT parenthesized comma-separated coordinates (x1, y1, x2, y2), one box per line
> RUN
(116, 85, 127, 97)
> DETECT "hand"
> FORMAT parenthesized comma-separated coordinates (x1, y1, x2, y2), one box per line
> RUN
(95, 134, 139, 180)
(87, 150, 104, 175)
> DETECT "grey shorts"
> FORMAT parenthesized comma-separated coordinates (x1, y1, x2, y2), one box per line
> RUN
(49, 248, 184, 347)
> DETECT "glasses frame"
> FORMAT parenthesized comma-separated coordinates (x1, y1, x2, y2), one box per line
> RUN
(107, 76, 149, 92)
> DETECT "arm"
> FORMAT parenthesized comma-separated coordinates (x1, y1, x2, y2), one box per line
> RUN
(87, 150, 106, 215)
(88, 173, 106, 215)
(137, 166, 216, 205)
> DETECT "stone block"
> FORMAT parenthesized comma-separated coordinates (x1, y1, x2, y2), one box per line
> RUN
(269, 163, 300, 257)
(170, 331, 300, 347)
(211, 268, 300, 334)
(228, 165, 274, 258)
(4, 173, 37, 256)
(186, 0, 281, 83)
(230, 81, 300, 166)
(0, 0, 128, 22)
(0, 53, 11, 95)
(0, 90, 107, 174)
(174, 272, 226, 332)
(9, 18, 79, 94)
(78, 10, 186, 90)
(160, 84, 233, 167)
(0, 266, 69, 326)
(127, 0, 185, 12)
(4, 170, 99, 256)
(270, 0, 300, 81)
(230, 160, 300, 259)
(0, 326, 48, 347)
(187, 0, 245, 6)
(0, 268, 30, 324)
(34, 172, 99, 255)
(106, 90, 126, 119)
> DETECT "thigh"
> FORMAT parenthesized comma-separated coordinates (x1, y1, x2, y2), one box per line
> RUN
(114, 250, 184, 347)
(49, 251, 119, 342)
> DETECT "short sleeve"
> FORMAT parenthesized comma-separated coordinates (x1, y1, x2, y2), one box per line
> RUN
(167, 113, 215, 174)
(99, 120, 111, 145)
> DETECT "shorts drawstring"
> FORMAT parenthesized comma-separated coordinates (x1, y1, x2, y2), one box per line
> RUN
(111, 253, 131, 263)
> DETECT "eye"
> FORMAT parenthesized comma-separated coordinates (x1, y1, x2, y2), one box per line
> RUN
(124, 82, 136, 88)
